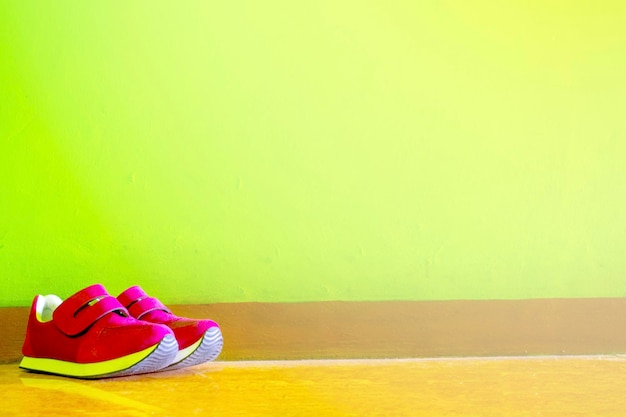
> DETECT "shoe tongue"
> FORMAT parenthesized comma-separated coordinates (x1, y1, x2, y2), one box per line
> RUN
(117, 286, 148, 308)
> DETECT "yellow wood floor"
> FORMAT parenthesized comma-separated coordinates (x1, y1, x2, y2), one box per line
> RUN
(3, 356, 626, 416)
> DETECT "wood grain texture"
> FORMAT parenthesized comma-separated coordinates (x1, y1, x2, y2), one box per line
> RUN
(5, 356, 626, 416)
(3, 298, 626, 363)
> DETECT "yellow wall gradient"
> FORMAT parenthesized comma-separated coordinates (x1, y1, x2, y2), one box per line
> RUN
(1, 1, 626, 306)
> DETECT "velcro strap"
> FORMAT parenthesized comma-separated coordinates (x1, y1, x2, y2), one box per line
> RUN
(128, 296, 171, 319)
(117, 286, 148, 308)
(54, 285, 127, 336)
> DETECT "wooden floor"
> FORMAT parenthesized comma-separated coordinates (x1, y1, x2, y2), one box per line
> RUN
(3, 356, 626, 416)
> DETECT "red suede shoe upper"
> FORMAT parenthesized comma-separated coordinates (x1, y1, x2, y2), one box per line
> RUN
(118, 286, 219, 350)
(22, 284, 173, 363)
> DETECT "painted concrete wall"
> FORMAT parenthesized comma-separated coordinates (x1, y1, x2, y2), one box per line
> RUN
(2, 1, 626, 306)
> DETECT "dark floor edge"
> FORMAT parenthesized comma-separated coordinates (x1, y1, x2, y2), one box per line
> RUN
(3, 298, 626, 363)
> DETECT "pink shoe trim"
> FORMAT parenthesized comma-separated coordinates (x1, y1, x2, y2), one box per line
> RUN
(129, 297, 171, 320)
(53, 285, 128, 336)
(117, 286, 148, 308)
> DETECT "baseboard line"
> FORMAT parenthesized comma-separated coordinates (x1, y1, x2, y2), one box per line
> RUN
(3, 298, 626, 363)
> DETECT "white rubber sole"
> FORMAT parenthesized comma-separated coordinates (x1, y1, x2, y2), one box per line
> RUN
(20, 334, 179, 379)
(168, 327, 223, 370)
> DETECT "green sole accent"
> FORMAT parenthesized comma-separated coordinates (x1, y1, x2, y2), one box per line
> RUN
(19, 343, 160, 378)
(169, 327, 223, 370)
(172, 337, 203, 364)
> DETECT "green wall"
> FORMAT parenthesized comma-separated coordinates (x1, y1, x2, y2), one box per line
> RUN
(2, 1, 626, 306)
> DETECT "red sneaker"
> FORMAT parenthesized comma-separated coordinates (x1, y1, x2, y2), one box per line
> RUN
(118, 286, 223, 370)
(20, 284, 178, 379)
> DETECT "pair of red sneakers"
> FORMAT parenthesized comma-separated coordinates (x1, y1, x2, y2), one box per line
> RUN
(20, 284, 223, 379)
